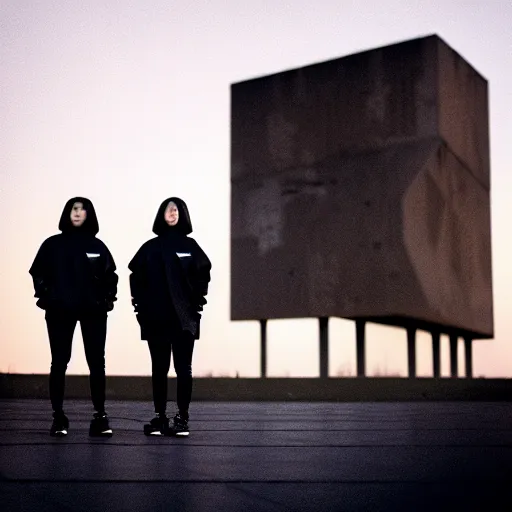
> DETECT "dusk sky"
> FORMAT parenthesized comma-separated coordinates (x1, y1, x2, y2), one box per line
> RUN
(1, 0, 511, 378)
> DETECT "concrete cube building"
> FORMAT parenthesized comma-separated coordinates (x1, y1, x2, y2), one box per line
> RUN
(231, 35, 493, 340)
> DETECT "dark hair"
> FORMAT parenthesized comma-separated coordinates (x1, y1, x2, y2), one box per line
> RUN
(58, 197, 99, 235)
(152, 197, 193, 236)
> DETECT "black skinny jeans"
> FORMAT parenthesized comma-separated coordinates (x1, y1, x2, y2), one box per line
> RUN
(45, 309, 107, 414)
(147, 330, 195, 417)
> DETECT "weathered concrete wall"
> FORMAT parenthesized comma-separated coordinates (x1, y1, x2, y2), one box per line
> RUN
(437, 39, 490, 188)
(231, 35, 493, 338)
(1, 374, 511, 402)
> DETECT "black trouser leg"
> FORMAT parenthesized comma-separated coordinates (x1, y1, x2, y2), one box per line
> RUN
(45, 311, 77, 414)
(147, 337, 172, 415)
(81, 313, 108, 413)
(172, 331, 195, 418)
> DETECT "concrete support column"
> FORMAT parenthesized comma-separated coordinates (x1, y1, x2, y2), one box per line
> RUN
(407, 327, 417, 378)
(449, 334, 458, 378)
(356, 320, 366, 377)
(319, 317, 329, 378)
(431, 331, 441, 378)
(464, 337, 473, 378)
(260, 319, 267, 378)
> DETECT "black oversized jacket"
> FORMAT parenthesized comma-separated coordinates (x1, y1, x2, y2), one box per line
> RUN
(29, 197, 118, 313)
(128, 197, 211, 340)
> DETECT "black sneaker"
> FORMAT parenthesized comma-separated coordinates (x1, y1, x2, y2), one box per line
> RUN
(143, 414, 169, 436)
(89, 412, 113, 437)
(168, 412, 189, 437)
(50, 412, 69, 437)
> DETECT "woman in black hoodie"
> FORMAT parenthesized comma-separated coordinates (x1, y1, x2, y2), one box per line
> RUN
(29, 197, 118, 437)
(128, 197, 211, 437)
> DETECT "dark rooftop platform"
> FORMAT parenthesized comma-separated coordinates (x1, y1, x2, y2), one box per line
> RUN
(1, 399, 511, 511)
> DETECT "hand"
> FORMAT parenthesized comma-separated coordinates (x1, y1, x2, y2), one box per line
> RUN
(36, 297, 49, 310)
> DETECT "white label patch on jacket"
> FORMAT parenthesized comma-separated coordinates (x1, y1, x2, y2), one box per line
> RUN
(86, 253, 100, 258)
(176, 252, 192, 258)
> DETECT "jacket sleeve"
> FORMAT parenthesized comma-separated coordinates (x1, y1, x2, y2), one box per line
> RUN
(28, 240, 52, 302)
(128, 247, 145, 313)
(191, 240, 212, 311)
(103, 246, 118, 309)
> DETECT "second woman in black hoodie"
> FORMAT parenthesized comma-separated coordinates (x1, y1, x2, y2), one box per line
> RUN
(128, 197, 211, 437)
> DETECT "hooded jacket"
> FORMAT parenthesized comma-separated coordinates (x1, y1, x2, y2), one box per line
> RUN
(128, 197, 212, 340)
(29, 197, 118, 313)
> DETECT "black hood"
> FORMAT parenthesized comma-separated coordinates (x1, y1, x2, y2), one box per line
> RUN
(58, 197, 99, 235)
(152, 197, 193, 236)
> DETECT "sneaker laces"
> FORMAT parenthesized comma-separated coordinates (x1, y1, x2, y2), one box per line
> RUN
(174, 413, 188, 425)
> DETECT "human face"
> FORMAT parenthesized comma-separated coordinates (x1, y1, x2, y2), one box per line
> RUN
(70, 202, 87, 227)
(164, 201, 179, 226)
